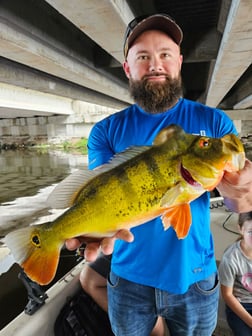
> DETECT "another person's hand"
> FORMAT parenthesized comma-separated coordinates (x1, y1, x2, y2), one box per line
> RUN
(65, 229, 134, 262)
(217, 159, 252, 212)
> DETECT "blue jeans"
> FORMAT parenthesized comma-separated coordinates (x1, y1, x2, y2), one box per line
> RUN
(226, 303, 252, 336)
(107, 271, 219, 336)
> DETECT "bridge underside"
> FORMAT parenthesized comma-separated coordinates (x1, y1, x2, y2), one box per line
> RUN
(0, 0, 251, 118)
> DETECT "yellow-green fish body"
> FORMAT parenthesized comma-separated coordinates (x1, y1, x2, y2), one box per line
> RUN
(5, 125, 245, 285)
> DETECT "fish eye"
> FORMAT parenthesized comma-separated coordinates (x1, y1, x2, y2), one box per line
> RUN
(31, 234, 41, 247)
(199, 138, 210, 148)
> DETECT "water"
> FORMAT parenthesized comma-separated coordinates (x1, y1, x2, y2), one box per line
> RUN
(0, 149, 87, 329)
(0, 149, 87, 238)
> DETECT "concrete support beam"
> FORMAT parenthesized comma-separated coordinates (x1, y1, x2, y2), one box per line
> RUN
(0, 16, 132, 104)
(206, 0, 252, 107)
(0, 83, 118, 119)
(182, 29, 221, 63)
(0, 99, 117, 143)
(46, 0, 134, 64)
(225, 108, 252, 120)
(71, 100, 117, 123)
(234, 94, 252, 109)
(0, 83, 73, 116)
(0, 57, 129, 110)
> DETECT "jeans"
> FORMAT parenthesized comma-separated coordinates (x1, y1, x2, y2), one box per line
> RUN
(226, 303, 252, 336)
(107, 271, 219, 336)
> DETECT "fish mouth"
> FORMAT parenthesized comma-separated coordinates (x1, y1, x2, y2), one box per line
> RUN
(180, 164, 201, 187)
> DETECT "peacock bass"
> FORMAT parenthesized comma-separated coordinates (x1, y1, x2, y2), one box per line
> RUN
(5, 125, 245, 285)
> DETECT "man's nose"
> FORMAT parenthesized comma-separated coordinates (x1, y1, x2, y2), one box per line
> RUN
(149, 57, 163, 72)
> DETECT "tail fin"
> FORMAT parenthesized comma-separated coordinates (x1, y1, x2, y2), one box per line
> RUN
(4, 225, 62, 285)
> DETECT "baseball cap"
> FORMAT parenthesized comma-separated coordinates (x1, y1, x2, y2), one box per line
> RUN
(123, 13, 183, 58)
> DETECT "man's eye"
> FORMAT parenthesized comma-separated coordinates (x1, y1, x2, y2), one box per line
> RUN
(138, 55, 148, 60)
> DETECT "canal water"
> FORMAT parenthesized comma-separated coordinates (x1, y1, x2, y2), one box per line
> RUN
(0, 149, 87, 329)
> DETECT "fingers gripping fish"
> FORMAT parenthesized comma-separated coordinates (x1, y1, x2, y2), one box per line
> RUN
(4, 125, 245, 285)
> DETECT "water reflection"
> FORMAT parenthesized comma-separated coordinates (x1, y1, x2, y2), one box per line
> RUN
(0, 149, 87, 204)
(0, 149, 87, 238)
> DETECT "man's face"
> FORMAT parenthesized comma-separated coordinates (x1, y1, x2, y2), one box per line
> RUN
(124, 30, 182, 81)
(123, 30, 183, 112)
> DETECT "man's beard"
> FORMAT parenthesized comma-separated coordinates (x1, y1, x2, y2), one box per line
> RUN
(129, 74, 183, 113)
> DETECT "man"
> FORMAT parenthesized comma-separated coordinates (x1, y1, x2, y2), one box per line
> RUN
(67, 14, 252, 335)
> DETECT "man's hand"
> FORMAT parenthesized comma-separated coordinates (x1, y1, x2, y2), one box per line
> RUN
(217, 159, 252, 212)
(65, 229, 134, 262)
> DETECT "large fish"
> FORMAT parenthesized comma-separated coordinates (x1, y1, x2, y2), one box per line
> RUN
(4, 125, 245, 285)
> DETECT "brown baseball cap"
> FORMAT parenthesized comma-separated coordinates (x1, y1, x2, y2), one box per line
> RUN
(123, 13, 183, 58)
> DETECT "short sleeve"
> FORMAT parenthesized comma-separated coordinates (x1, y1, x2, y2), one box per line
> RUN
(87, 121, 114, 170)
(218, 256, 236, 287)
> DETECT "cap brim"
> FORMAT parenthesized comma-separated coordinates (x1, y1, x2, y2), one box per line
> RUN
(124, 15, 183, 57)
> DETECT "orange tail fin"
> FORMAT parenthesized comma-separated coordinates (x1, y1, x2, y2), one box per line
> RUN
(4, 225, 62, 285)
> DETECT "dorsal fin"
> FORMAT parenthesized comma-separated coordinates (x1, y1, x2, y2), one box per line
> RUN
(104, 146, 150, 167)
(153, 125, 184, 146)
(47, 169, 98, 209)
(47, 145, 150, 209)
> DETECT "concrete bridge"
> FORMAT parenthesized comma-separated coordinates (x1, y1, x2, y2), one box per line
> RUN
(0, 0, 252, 144)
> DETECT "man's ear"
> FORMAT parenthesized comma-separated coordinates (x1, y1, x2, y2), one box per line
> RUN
(179, 54, 183, 70)
(123, 61, 130, 79)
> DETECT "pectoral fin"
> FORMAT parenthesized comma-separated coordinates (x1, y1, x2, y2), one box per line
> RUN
(160, 184, 183, 207)
(161, 204, 192, 239)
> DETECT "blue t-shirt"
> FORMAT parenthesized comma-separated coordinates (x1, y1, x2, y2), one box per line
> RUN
(88, 98, 237, 294)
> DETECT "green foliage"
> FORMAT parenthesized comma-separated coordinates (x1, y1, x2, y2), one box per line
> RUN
(34, 138, 88, 154)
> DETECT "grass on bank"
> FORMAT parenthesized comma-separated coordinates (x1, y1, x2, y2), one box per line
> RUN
(35, 138, 88, 155)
